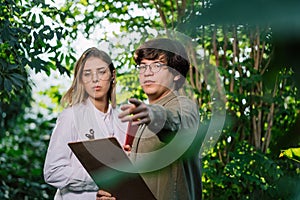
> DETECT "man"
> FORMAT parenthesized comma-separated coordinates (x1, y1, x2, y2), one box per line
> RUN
(97, 38, 202, 200)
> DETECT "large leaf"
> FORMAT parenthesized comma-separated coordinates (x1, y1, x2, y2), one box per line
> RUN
(279, 147, 300, 163)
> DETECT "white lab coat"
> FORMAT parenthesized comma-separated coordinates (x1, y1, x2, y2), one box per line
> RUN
(43, 98, 127, 200)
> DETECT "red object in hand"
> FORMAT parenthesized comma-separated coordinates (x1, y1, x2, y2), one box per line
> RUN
(125, 121, 139, 146)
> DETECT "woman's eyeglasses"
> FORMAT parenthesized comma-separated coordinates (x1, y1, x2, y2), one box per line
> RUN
(136, 63, 167, 74)
(82, 67, 111, 83)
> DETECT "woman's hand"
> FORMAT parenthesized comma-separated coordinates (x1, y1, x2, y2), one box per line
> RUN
(96, 190, 116, 200)
(123, 144, 132, 152)
(123, 144, 131, 156)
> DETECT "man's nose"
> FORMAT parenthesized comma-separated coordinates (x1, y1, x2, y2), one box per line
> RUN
(144, 65, 154, 75)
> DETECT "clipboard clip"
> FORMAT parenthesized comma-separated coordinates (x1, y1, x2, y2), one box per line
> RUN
(85, 129, 95, 140)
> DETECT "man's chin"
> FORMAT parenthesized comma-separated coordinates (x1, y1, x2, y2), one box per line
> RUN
(142, 86, 156, 95)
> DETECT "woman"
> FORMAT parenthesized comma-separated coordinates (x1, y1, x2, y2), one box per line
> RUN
(44, 47, 127, 199)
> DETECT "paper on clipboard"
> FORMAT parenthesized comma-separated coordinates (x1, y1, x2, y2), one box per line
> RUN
(68, 137, 156, 200)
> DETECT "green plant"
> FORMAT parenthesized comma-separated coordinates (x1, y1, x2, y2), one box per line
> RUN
(0, 111, 56, 199)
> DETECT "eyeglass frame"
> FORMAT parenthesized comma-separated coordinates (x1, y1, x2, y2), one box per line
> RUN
(136, 62, 168, 74)
(81, 66, 112, 83)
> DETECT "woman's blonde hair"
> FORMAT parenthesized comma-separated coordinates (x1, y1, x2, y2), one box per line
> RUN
(61, 47, 115, 107)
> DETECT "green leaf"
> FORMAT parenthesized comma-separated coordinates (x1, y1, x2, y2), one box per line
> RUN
(7, 64, 19, 70)
(80, 0, 88, 6)
(10, 73, 26, 88)
(279, 147, 300, 163)
(4, 78, 13, 92)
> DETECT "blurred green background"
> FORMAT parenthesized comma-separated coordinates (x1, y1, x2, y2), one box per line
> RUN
(1, 0, 300, 199)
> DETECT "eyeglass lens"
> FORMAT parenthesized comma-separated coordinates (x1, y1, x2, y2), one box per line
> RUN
(82, 67, 111, 82)
(138, 63, 164, 73)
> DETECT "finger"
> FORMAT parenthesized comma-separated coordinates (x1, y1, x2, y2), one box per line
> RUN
(131, 118, 150, 126)
(128, 98, 142, 107)
(120, 110, 149, 122)
(118, 110, 130, 119)
(123, 144, 131, 151)
(120, 104, 134, 111)
(97, 190, 112, 197)
(118, 108, 134, 119)
(130, 104, 148, 115)
(130, 112, 149, 122)
(119, 115, 134, 122)
(97, 197, 116, 200)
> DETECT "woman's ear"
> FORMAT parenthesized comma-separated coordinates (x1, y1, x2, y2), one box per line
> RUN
(112, 70, 116, 83)
(110, 70, 117, 108)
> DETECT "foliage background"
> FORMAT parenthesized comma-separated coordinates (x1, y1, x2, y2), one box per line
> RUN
(1, 0, 300, 199)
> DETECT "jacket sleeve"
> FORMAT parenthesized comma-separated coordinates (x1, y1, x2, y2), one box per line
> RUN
(43, 109, 98, 191)
(147, 97, 199, 143)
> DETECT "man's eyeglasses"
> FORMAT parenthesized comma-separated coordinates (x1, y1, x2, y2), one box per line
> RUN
(136, 63, 168, 74)
(82, 67, 111, 83)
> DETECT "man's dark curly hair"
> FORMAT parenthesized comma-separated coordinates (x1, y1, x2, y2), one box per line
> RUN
(134, 38, 190, 90)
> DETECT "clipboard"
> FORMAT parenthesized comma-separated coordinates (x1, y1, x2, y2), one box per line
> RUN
(68, 137, 156, 200)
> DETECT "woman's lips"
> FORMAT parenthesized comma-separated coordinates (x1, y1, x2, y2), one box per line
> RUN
(93, 86, 101, 91)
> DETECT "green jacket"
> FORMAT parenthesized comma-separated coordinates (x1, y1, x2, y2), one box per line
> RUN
(130, 92, 202, 200)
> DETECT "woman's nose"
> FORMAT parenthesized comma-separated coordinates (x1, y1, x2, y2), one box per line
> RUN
(92, 72, 99, 82)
